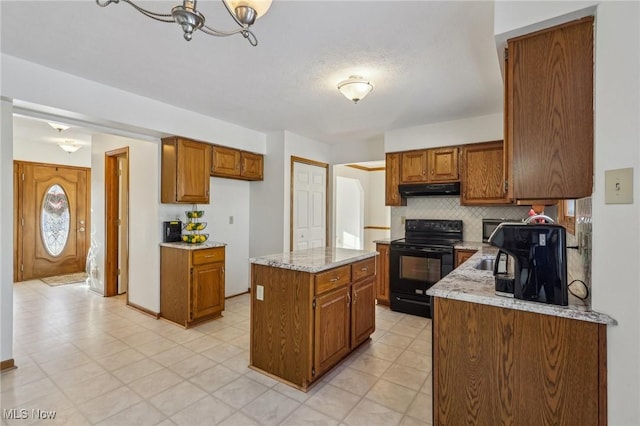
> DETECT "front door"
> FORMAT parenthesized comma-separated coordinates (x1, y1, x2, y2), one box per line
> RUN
(16, 161, 91, 281)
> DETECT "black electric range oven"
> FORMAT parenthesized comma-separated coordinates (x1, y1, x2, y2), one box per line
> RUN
(389, 219, 463, 318)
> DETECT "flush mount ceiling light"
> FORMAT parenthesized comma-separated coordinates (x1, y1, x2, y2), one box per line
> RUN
(59, 141, 82, 154)
(96, 0, 272, 46)
(337, 75, 374, 104)
(48, 122, 70, 132)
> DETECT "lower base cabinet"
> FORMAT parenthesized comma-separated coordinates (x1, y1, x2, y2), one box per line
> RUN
(160, 245, 225, 328)
(432, 297, 607, 425)
(250, 257, 376, 391)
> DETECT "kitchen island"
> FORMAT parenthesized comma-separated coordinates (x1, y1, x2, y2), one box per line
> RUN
(427, 247, 616, 425)
(249, 247, 377, 391)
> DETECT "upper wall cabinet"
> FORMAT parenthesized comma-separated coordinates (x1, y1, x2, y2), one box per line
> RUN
(385, 152, 406, 206)
(161, 137, 211, 204)
(400, 147, 459, 184)
(211, 145, 264, 181)
(460, 140, 512, 205)
(506, 17, 594, 200)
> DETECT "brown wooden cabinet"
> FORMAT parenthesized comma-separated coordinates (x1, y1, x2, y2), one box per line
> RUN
(460, 141, 512, 205)
(160, 245, 225, 328)
(385, 152, 406, 206)
(506, 17, 594, 200)
(401, 147, 458, 184)
(250, 255, 376, 391)
(375, 243, 390, 305)
(161, 137, 211, 204)
(454, 249, 477, 268)
(211, 145, 264, 181)
(432, 297, 607, 425)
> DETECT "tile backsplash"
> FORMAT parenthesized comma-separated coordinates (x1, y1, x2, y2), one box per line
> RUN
(390, 196, 536, 241)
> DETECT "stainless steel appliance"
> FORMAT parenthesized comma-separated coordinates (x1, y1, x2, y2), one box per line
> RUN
(162, 220, 182, 242)
(488, 221, 568, 306)
(390, 219, 463, 318)
(482, 218, 522, 243)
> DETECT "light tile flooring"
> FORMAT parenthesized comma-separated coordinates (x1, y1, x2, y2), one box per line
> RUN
(1, 280, 433, 425)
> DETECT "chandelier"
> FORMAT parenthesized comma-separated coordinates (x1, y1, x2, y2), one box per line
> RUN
(96, 0, 272, 46)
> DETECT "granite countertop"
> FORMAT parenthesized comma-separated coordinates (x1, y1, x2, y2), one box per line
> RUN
(160, 241, 227, 250)
(427, 246, 617, 325)
(373, 238, 392, 244)
(250, 247, 377, 273)
(454, 241, 486, 251)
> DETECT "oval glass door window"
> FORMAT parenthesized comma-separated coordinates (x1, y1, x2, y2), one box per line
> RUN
(41, 184, 70, 256)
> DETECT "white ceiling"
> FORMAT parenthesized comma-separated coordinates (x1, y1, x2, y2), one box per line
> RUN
(2, 1, 504, 146)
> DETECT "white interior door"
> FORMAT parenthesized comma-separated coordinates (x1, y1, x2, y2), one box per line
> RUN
(293, 161, 326, 251)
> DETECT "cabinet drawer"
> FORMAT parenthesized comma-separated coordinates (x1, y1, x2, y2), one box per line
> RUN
(315, 265, 351, 295)
(351, 257, 375, 281)
(192, 247, 225, 265)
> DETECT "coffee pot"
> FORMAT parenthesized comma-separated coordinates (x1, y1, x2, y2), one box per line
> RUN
(488, 216, 568, 306)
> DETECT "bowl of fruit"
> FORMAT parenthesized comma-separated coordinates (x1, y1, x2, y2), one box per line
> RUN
(182, 233, 209, 244)
(184, 222, 207, 231)
(186, 210, 204, 219)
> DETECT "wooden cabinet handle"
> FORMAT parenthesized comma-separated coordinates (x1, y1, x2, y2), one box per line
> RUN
(361, 267, 368, 272)
(353, 291, 357, 304)
(330, 277, 340, 283)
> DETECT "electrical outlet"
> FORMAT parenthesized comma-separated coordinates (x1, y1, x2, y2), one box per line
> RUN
(401, 216, 406, 225)
(229, 216, 234, 224)
(256, 285, 264, 301)
(605, 168, 633, 204)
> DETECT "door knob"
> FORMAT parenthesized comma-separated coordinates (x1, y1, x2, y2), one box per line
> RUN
(78, 227, 85, 232)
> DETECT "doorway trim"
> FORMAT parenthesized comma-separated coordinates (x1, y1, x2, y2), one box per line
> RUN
(105, 147, 129, 298)
(290, 156, 329, 251)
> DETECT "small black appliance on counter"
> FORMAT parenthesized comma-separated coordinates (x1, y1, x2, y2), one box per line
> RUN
(488, 221, 568, 306)
(162, 220, 182, 243)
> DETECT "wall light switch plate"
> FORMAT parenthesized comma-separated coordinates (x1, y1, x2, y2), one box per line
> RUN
(605, 168, 633, 204)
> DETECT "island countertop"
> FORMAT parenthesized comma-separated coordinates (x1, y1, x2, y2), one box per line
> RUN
(249, 247, 377, 273)
(427, 246, 617, 325)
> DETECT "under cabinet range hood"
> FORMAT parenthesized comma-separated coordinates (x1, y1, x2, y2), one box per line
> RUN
(398, 182, 461, 197)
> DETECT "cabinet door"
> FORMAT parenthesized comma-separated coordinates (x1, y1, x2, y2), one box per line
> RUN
(507, 18, 593, 199)
(428, 147, 458, 182)
(191, 262, 225, 322)
(240, 152, 264, 180)
(460, 141, 511, 205)
(401, 150, 428, 183)
(385, 153, 406, 206)
(454, 249, 477, 268)
(375, 244, 390, 305)
(314, 286, 351, 377)
(351, 278, 376, 349)
(212, 146, 241, 177)
(176, 139, 211, 203)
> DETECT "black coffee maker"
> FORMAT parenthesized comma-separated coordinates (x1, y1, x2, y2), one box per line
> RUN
(488, 220, 568, 306)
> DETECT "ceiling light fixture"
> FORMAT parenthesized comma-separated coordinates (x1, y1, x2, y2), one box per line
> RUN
(96, 0, 272, 46)
(48, 122, 70, 132)
(337, 75, 374, 104)
(59, 141, 82, 154)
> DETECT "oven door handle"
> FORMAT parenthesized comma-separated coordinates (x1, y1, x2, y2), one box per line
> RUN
(395, 296, 430, 306)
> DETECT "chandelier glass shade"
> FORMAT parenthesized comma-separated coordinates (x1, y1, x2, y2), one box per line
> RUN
(59, 142, 81, 154)
(95, 0, 272, 46)
(337, 76, 374, 104)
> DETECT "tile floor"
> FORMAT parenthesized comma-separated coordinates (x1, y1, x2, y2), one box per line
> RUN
(1, 280, 433, 425)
